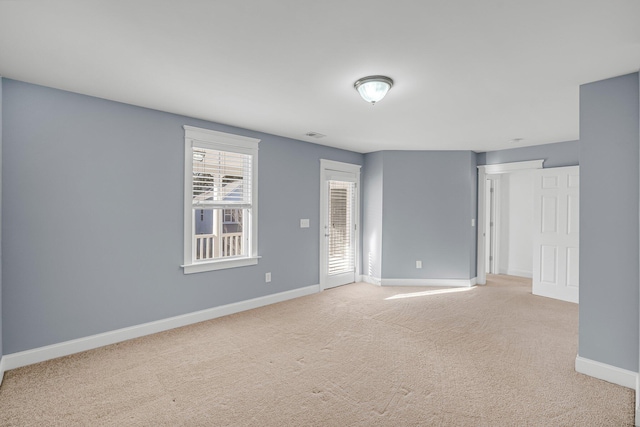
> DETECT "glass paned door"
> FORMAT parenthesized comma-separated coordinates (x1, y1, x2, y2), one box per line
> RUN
(324, 179, 356, 288)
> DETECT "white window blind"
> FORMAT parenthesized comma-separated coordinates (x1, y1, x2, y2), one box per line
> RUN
(328, 180, 355, 275)
(192, 147, 252, 209)
(183, 125, 260, 274)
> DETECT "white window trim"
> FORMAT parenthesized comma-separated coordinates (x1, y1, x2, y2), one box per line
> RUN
(182, 125, 260, 274)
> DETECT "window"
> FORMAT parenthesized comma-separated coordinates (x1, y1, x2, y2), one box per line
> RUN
(182, 125, 260, 274)
(223, 209, 242, 225)
(328, 180, 356, 275)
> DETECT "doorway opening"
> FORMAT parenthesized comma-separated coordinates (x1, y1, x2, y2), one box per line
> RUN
(477, 160, 543, 284)
(477, 160, 579, 304)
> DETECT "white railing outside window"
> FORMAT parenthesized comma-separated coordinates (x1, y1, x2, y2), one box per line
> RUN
(195, 232, 243, 260)
(222, 232, 242, 257)
(195, 234, 216, 260)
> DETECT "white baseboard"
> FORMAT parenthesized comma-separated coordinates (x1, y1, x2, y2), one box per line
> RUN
(361, 276, 476, 288)
(2, 284, 320, 372)
(361, 275, 381, 286)
(575, 355, 637, 389)
(380, 277, 476, 288)
(0, 356, 5, 387)
(506, 269, 533, 279)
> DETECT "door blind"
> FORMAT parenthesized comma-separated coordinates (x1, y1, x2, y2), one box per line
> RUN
(192, 147, 252, 209)
(328, 180, 355, 275)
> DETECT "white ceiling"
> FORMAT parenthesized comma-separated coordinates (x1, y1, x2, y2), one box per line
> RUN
(1, 1, 639, 153)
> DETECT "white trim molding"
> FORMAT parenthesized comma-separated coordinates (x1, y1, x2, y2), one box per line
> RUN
(481, 159, 545, 175)
(575, 355, 638, 390)
(361, 277, 476, 287)
(380, 278, 476, 287)
(500, 269, 533, 279)
(361, 275, 382, 286)
(1, 285, 320, 372)
(0, 356, 6, 387)
(320, 159, 362, 174)
(182, 256, 260, 274)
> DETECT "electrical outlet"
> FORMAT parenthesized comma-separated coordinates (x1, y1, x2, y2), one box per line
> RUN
(265, 272, 272, 283)
(300, 219, 310, 228)
(416, 260, 422, 269)
(471, 218, 475, 227)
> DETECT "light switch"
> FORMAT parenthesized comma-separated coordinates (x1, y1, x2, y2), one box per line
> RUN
(300, 219, 310, 228)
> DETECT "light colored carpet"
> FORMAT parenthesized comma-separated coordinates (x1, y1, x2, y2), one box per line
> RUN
(0, 275, 634, 426)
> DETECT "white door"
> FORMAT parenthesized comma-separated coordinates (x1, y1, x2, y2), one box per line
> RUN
(320, 160, 360, 290)
(532, 166, 579, 303)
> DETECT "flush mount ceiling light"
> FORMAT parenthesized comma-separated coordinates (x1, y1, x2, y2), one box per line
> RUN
(354, 75, 394, 105)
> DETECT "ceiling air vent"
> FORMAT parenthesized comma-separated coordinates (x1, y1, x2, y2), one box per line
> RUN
(305, 132, 326, 139)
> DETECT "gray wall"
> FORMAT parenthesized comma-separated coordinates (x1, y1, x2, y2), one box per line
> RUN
(579, 72, 639, 372)
(381, 151, 476, 279)
(362, 152, 383, 279)
(2, 79, 363, 354)
(477, 140, 580, 168)
(0, 77, 3, 360)
(362, 150, 477, 281)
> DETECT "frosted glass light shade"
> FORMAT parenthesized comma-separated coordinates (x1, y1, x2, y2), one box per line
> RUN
(354, 75, 393, 104)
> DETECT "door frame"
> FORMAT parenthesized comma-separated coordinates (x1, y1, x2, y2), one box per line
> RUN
(485, 176, 502, 275)
(477, 159, 544, 284)
(319, 159, 361, 291)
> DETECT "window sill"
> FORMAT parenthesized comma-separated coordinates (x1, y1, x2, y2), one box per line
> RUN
(182, 256, 260, 274)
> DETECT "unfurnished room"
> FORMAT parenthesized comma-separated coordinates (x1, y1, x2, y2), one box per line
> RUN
(0, 1, 639, 426)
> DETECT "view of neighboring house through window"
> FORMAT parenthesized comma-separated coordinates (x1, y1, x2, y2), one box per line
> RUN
(183, 126, 259, 274)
